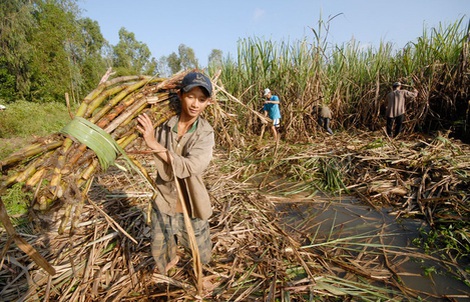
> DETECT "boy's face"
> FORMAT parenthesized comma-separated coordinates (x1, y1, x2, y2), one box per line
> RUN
(179, 86, 211, 118)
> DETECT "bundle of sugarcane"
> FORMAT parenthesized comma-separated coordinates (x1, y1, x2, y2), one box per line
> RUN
(0, 71, 194, 230)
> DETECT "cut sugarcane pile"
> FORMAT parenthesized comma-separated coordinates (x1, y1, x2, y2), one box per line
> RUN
(1, 122, 469, 300)
(0, 72, 189, 221)
(2, 135, 469, 301)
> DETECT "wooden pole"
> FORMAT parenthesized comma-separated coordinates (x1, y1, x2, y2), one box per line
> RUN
(0, 197, 56, 275)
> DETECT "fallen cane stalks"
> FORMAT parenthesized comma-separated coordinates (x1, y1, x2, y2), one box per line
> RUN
(2, 72, 188, 209)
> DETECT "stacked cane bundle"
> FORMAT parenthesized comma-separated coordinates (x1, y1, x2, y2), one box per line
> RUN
(0, 71, 191, 224)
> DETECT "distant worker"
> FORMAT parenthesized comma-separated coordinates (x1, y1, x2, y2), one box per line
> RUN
(318, 104, 333, 135)
(386, 82, 418, 138)
(262, 88, 281, 142)
(0, 104, 6, 111)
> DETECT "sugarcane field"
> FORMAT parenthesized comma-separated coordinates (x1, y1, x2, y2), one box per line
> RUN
(1, 3, 470, 301)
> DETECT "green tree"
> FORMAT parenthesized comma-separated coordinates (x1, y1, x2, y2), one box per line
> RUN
(0, 0, 35, 100)
(166, 44, 199, 75)
(1, 0, 115, 103)
(179, 44, 198, 70)
(0, 57, 16, 101)
(28, 0, 84, 102)
(156, 55, 171, 77)
(208, 49, 223, 71)
(146, 57, 158, 76)
(77, 17, 108, 92)
(112, 27, 156, 76)
(0, 0, 90, 102)
(167, 52, 181, 75)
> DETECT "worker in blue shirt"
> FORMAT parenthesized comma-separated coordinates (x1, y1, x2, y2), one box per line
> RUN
(262, 88, 281, 142)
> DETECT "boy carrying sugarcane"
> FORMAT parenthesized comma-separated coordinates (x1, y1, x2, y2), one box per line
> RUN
(137, 72, 214, 274)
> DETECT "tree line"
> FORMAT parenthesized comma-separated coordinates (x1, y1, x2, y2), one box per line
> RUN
(0, 0, 223, 104)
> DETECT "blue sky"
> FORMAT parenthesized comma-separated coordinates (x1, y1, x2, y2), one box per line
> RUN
(78, 0, 468, 67)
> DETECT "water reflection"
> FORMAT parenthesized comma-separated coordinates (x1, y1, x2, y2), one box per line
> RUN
(276, 198, 470, 301)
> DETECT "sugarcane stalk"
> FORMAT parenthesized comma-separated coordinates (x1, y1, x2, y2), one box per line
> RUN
(90, 85, 144, 123)
(25, 168, 46, 188)
(0, 140, 63, 170)
(110, 99, 171, 140)
(58, 203, 73, 235)
(83, 85, 130, 118)
(82, 76, 140, 104)
(75, 76, 133, 118)
(6, 142, 44, 155)
(32, 166, 68, 210)
(78, 75, 147, 110)
(79, 159, 99, 182)
(39, 138, 76, 206)
(33, 162, 92, 211)
(15, 162, 38, 183)
(86, 78, 156, 121)
(122, 102, 152, 128)
(0, 173, 20, 194)
(103, 75, 150, 88)
(94, 93, 141, 128)
(101, 74, 183, 134)
(68, 178, 92, 235)
(75, 85, 116, 118)
(75, 149, 96, 168)
(0, 150, 47, 193)
(128, 156, 152, 181)
(48, 157, 65, 201)
(75, 90, 103, 118)
(115, 107, 177, 151)
(35, 187, 54, 211)
(116, 133, 138, 149)
(94, 90, 170, 131)
(61, 144, 88, 174)
(104, 97, 149, 134)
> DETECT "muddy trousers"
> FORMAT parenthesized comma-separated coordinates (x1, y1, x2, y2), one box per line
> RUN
(386, 114, 404, 137)
(150, 208, 212, 273)
(318, 117, 333, 135)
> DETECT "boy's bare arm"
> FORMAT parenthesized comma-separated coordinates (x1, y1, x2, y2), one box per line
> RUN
(265, 100, 280, 104)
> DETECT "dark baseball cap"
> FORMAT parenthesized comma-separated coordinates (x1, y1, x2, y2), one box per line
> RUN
(181, 72, 212, 97)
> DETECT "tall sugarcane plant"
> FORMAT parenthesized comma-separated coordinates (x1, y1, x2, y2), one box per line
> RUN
(213, 17, 469, 142)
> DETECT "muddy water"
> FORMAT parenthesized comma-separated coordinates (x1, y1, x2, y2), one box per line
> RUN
(276, 198, 470, 301)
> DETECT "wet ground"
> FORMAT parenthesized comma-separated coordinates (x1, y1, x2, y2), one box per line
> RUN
(276, 197, 470, 301)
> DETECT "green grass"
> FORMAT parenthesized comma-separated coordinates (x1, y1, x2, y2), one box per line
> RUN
(2, 182, 31, 218)
(0, 100, 75, 159)
(0, 100, 73, 138)
(0, 99, 153, 224)
(0, 101, 75, 223)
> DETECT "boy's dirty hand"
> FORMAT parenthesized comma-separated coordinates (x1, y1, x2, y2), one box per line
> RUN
(137, 113, 158, 149)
